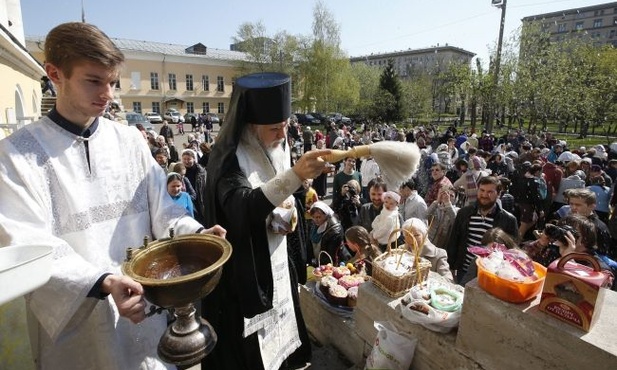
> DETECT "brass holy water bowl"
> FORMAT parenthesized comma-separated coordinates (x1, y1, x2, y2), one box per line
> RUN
(122, 232, 232, 367)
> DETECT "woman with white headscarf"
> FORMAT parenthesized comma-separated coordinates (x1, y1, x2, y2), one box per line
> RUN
(402, 218, 453, 281)
(309, 201, 351, 266)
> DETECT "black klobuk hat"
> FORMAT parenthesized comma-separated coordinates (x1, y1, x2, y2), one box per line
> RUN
(235, 72, 291, 125)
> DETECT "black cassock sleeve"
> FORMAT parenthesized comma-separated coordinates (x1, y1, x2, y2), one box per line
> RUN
(213, 166, 277, 318)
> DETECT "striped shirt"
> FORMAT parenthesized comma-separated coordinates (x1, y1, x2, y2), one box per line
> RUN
(462, 212, 495, 273)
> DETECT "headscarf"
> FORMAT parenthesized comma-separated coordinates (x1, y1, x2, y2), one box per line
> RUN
(403, 217, 428, 236)
(382, 191, 401, 204)
(309, 201, 334, 217)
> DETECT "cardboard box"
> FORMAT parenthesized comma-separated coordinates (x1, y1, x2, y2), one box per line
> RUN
(539, 253, 613, 332)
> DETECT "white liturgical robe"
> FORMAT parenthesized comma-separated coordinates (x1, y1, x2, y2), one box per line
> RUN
(0, 117, 203, 369)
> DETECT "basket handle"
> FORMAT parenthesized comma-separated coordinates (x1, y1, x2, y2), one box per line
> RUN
(557, 252, 601, 272)
(387, 228, 425, 286)
(318, 250, 334, 267)
(387, 228, 422, 258)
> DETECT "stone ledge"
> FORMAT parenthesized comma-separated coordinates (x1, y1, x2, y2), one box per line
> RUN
(457, 280, 617, 370)
(299, 284, 366, 365)
(300, 276, 617, 370)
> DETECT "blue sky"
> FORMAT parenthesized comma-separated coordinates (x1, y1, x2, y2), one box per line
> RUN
(20, 0, 606, 64)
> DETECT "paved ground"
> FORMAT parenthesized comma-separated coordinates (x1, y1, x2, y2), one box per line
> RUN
(301, 338, 357, 370)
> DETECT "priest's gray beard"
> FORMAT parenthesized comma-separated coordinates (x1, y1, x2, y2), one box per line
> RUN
(242, 128, 289, 174)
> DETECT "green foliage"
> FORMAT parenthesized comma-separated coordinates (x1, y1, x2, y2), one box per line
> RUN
(230, 3, 617, 138)
(401, 75, 432, 123)
(232, 21, 300, 76)
(349, 63, 381, 117)
(377, 59, 404, 122)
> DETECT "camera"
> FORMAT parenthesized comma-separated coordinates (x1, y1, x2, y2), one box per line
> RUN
(347, 187, 357, 197)
(543, 224, 579, 245)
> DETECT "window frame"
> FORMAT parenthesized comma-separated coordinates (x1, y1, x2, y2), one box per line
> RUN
(217, 76, 224, 92)
(150, 72, 159, 90)
(186, 74, 194, 91)
(202, 75, 210, 91)
(168, 73, 177, 91)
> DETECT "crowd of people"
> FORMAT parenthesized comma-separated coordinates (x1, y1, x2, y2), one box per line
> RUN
(2, 20, 617, 370)
(289, 119, 617, 290)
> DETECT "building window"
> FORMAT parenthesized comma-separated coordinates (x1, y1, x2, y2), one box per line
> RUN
(133, 102, 141, 113)
(614, 16, 617, 25)
(152, 102, 160, 113)
(202, 75, 209, 91)
(130, 72, 140, 90)
(203, 102, 210, 113)
(217, 76, 224, 92)
(610, 30, 616, 38)
(558, 23, 567, 33)
(150, 72, 159, 90)
(187, 102, 194, 113)
(217, 102, 225, 114)
(186, 74, 193, 91)
(575, 21, 584, 30)
(169, 73, 177, 90)
(593, 19, 603, 28)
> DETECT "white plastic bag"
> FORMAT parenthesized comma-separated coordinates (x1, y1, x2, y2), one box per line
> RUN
(365, 321, 417, 370)
(397, 281, 464, 333)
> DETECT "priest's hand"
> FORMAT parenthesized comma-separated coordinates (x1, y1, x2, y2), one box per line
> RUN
(102, 274, 146, 324)
(200, 224, 227, 239)
(293, 149, 332, 180)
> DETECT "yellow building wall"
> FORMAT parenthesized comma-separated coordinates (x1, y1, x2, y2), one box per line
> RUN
(119, 58, 237, 116)
(27, 41, 239, 118)
(0, 63, 42, 137)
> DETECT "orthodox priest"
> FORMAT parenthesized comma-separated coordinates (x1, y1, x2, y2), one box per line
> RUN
(201, 72, 331, 370)
(0, 22, 225, 369)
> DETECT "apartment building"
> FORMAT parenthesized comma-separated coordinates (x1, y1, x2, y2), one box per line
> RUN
(0, 0, 45, 138)
(521, 1, 617, 47)
(26, 37, 248, 118)
(349, 44, 475, 78)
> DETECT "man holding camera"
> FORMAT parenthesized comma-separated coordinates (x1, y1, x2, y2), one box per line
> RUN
(332, 156, 362, 212)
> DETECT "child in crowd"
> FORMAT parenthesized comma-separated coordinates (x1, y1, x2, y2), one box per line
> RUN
(302, 178, 319, 239)
(303, 178, 319, 222)
(166, 172, 194, 217)
(459, 227, 519, 286)
(344, 226, 382, 276)
(171, 162, 197, 202)
(371, 191, 401, 250)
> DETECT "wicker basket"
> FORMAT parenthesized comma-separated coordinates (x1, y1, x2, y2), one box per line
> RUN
(311, 250, 334, 283)
(372, 228, 432, 298)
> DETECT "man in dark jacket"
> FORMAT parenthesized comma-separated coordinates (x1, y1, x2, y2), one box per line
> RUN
(446, 176, 519, 283)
